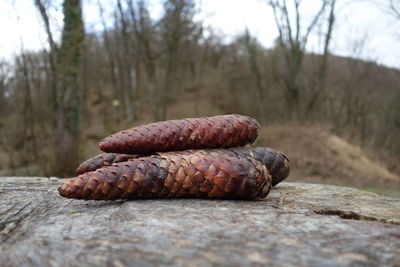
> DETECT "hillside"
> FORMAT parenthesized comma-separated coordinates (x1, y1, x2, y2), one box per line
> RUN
(254, 125, 400, 196)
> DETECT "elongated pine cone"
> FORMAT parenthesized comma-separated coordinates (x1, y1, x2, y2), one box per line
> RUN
(99, 114, 260, 154)
(76, 147, 290, 186)
(76, 153, 140, 175)
(160, 147, 289, 187)
(59, 153, 271, 200)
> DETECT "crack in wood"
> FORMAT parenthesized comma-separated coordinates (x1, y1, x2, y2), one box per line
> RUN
(314, 209, 400, 225)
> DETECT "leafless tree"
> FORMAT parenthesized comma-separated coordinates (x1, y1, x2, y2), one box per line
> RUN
(97, 0, 120, 109)
(0, 61, 8, 115)
(128, 0, 160, 120)
(160, 0, 198, 120)
(35, 0, 84, 176)
(306, 0, 336, 117)
(269, 0, 328, 121)
(244, 29, 268, 121)
(115, 0, 136, 120)
(17, 49, 38, 159)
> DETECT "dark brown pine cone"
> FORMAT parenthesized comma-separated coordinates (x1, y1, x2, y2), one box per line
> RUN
(76, 147, 290, 186)
(76, 153, 140, 175)
(59, 152, 271, 201)
(227, 147, 290, 186)
(98, 114, 260, 154)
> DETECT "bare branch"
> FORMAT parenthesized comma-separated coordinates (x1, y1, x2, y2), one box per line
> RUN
(34, 0, 58, 114)
(270, 1, 285, 46)
(282, 0, 294, 47)
(302, 0, 328, 49)
(294, 0, 301, 43)
(389, 0, 400, 20)
(34, 0, 58, 53)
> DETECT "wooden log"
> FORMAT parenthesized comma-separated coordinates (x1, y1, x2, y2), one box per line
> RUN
(1, 177, 399, 266)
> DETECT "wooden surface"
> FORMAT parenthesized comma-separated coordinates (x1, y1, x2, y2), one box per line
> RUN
(1, 177, 400, 266)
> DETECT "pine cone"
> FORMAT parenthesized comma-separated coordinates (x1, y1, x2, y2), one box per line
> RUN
(59, 152, 271, 200)
(76, 147, 290, 186)
(227, 147, 290, 186)
(99, 114, 260, 154)
(76, 153, 139, 175)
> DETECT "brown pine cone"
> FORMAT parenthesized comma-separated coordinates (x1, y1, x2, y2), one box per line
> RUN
(76, 147, 290, 186)
(76, 153, 140, 175)
(59, 152, 271, 201)
(160, 147, 290, 186)
(99, 114, 260, 154)
(227, 147, 290, 186)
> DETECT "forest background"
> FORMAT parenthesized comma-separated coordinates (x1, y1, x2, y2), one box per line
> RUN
(0, 0, 399, 196)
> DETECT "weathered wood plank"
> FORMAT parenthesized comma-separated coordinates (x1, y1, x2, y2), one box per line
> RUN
(1, 177, 399, 266)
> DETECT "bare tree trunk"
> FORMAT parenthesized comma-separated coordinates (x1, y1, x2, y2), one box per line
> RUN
(36, 0, 84, 176)
(53, 0, 84, 176)
(117, 0, 135, 121)
(160, 0, 197, 120)
(0, 62, 8, 120)
(125, 0, 143, 111)
(128, 0, 160, 120)
(0, 135, 16, 175)
(270, 0, 327, 122)
(306, 0, 336, 119)
(19, 52, 38, 160)
(142, 34, 159, 120)
(97, 0, 122, 121)
(161, 53, 175, 120)
(35, 0, 58, 120)
(244, 29, 267, 122)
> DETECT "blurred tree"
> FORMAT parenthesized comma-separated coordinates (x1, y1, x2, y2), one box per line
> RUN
(116, 0, 136, 121)
(0, 61, 7, 115)
(127, 0, 160, 120)
(244, 29, 268, 122)
(97, 0, 120, 112)
(35, 0, 84, 176)
(269, 0, 328, 121)
(307, 0, 336, 118)
(160, 0, 199, 120)
(17, 49, 38, 160)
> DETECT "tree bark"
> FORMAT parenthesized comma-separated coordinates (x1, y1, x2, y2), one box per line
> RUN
(53, 0, 85, 176)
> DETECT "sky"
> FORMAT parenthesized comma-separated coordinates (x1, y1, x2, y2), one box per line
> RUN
(0, 0, 399, 69)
